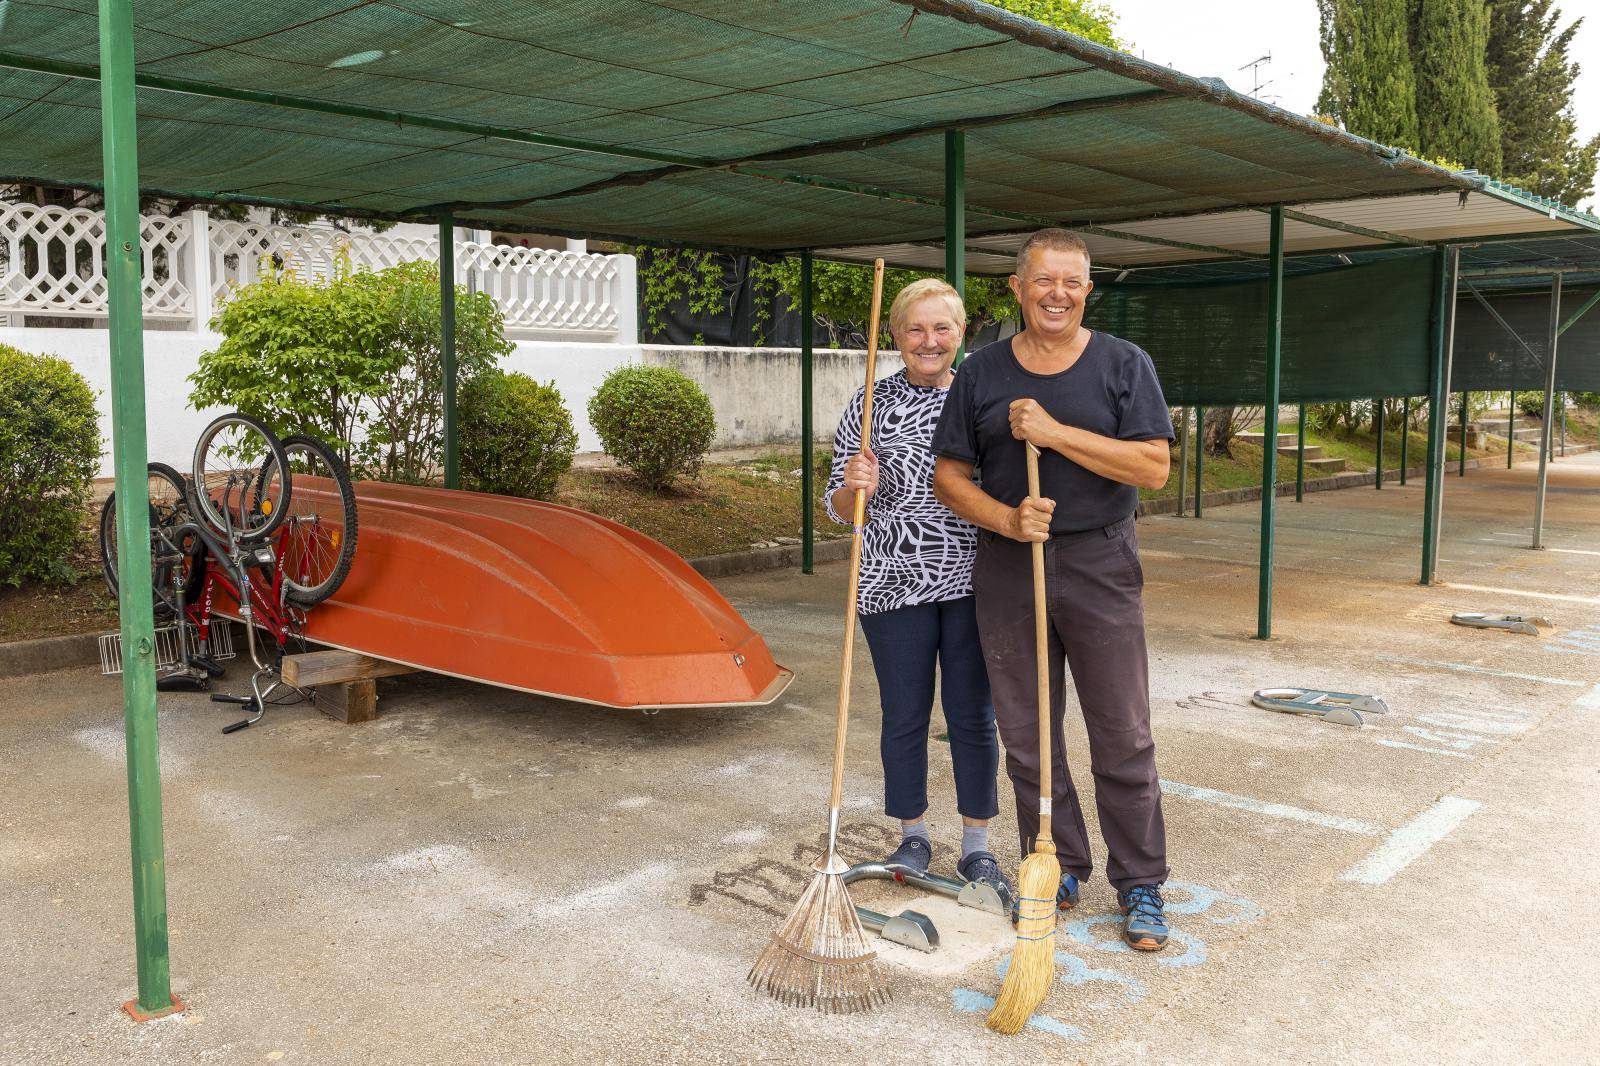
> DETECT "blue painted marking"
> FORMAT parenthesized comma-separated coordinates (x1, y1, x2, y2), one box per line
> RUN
(1164, 880, 1266, 925)
(1054, 951, 1146, 1002)
(949, 989, 1086, 1041)
(1062, 914, 1208, 967)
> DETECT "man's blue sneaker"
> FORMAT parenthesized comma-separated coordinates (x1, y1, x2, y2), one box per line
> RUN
(883, 836, 932, 877)
(956, 850, 1015, 903)
(1010, 873, 1079, 924)
(1118, 883, 1168, 951)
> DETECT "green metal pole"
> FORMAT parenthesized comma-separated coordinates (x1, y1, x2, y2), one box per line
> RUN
(945, 129, 966, 364)
(1177, 406, 1190, 516)
(1404, 398, 1417, 483)
(99, 0, 176, 1018)
(1458, 392, 1468, 477)
(1374, 398, 1385, 489)
(1257, 207, 1284, 641)
(1194, 406, 1206, 518)
(800, 250, 815, 575)
(1295, 404, 1306, 502)
(1508, 390, 1516, 468)
(440, 213, 458, 489)
(1421, 247, 1458, 585)
(1533, 274, 1562, 550)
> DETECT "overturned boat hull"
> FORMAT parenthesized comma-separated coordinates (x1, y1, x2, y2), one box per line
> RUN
(234, 479, 793, 708)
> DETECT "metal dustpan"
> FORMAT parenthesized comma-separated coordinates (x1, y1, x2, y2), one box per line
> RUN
(1450, 612, 1554, 637)
(843, 861, 1014, 953)
(1251, 687, 1389, 727)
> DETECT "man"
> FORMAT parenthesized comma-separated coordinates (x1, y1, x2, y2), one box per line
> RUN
(930, 228, 1173, 950)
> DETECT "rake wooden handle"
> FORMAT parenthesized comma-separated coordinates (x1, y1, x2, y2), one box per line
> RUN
(828, 258, 886, 824)
(1025, 441, 1051, 842)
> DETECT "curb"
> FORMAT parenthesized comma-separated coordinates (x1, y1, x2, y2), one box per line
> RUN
(0, 633, 102, 680)
(689, 536, 852, 578)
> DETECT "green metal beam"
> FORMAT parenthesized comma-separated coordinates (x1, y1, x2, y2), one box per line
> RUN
(1177, 406, 1190, 516)
(1194, 406, 1206, 518)
(1295, 404, 1306, 502)
(1458, 392, 1468, 477)
(1558, 286, 1600, 336)
(1374, 398, 1385, 489)
(1400, 397, 1410, 485)
(440, 214, 459, 490)
(945, 130, 966, 365)
(801, 250, 815, 575)
(1274, 207, 1427, 247)
(1257, 207, 1284, 641)
(97, 0, 176, 1019)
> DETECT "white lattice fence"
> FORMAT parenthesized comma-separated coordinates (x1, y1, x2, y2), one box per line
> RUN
(208, 220, 439, 299)
(460, 242, 621, 332)
(0, 202, 193, 319)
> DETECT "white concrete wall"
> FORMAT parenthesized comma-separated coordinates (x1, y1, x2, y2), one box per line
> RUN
(9, 326, 900, 476)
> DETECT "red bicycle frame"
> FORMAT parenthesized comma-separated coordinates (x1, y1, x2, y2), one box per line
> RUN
(188, 519, 308, 654)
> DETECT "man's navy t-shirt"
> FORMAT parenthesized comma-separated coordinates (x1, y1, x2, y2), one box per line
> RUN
(930, 331, 1174, 534)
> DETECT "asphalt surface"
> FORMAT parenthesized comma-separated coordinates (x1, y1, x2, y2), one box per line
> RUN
(3, 454, 1597, 1065)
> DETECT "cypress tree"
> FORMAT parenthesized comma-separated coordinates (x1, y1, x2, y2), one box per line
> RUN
(1486, 0, 1598, 203)
(1316, 0, 1420, 149)
(1413, 0, 1504, 173)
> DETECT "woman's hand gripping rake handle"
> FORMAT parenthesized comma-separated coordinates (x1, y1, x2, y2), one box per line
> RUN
(826, 258, 886, 866)
(1026, 442, 1052, 846)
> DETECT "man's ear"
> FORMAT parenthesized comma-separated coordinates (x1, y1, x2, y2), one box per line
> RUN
(1008, 274, 1022, 301)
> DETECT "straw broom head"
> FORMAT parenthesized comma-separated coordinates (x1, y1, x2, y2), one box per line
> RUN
(984, 842, 1060, 1034)
(747, 854, 891, 1014)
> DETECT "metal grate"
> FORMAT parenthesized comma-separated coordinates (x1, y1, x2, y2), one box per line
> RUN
(99, 622, 237, 676)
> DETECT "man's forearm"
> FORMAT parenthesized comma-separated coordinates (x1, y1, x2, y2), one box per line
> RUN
(933, 459, 1017, 537)
(1047, 425, 1169, 489)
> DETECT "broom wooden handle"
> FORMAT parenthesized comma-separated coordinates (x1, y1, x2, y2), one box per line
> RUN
(828, 258, 886, 825)
(1025, 441, 1051, 842)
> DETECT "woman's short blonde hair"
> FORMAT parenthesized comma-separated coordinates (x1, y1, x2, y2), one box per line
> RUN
(888, 277, 966, 335)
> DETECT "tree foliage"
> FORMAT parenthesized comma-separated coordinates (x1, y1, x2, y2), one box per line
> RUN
(986, 0, 1123, 48)
(190, 260, 512, 484)
(588, 366, 717, 490)
(1316, 0, 1420, 149)
(1414, 0, 1504, 174)
(1486, 0, 1598, 204)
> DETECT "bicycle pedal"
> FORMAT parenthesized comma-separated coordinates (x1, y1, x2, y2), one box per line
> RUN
(189, 654, 225, 678)
(221, 719, 253, 734)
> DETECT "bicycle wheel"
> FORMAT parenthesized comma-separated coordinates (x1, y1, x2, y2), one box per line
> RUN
(254, 434, 360, 606)
(99, 462, 207, 618)
(192, 412, 290, 543)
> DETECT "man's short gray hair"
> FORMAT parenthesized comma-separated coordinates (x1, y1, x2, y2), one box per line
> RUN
(1015, 228, 1092, 277)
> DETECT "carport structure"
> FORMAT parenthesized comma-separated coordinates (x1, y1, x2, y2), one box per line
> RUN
(4, 0, 1600, 1019)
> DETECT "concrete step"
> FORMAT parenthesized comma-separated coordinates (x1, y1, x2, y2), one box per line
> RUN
(1304, 456, 1347, 474)
(1239, 431, 1298, 449)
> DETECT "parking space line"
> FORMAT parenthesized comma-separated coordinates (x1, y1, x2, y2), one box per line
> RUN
(1374, 738, 1474, 759)
(1376, 655, 1586, 686)
(1576, 683, 1600, 711)
(1444, 582, 1600, 606)
(1548, 548, 1600, 558)
(1160, 779, 1381, 835)
(1338, 797, 1482, 886)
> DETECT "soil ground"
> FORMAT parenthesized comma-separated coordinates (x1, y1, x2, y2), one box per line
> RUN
(2, 451, 1596, 1064)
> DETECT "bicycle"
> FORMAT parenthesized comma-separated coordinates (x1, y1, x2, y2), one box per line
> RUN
(99, 413, 359, 733)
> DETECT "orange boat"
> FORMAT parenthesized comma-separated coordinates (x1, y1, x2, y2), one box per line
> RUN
(231, 479, 793, 709)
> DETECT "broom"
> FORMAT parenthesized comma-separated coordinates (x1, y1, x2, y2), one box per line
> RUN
(986, 440, 1061, 1035)
(748, 258, 891, 1014)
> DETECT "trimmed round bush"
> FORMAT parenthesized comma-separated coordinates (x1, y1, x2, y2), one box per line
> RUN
(0, 344, 101, 587)
(460, 371, 577, 500)
(588, 366, 716, 490)
(1514, 391, 1546, 418)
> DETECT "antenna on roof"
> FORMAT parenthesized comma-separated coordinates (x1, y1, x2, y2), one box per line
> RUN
(1238, 53, 1274, 100)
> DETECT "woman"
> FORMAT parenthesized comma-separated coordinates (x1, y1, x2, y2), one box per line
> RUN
(826, 277, 1008, 897)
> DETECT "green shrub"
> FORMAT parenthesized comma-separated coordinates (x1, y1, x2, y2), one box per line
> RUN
(588, 366, 716, 490)
(0, 345, 100, 587)
(460, 371, 577, 500)
(1514, 391, 1546, 418)
(190, 260, 513, 483)
(1571, 391, 1599, 411)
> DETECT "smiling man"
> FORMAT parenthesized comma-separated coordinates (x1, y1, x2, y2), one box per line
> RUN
(930, 228, 1175, 951)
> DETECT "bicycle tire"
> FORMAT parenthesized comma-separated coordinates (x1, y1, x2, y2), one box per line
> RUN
(254, 433, 360, 606)
(191, 412, 290, 543)
(99, 462, 207, 619)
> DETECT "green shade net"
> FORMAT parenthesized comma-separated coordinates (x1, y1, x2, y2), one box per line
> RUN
(0, 0, 1468, 249)
(1452, 287, 1600, 392)
(1087, 254, 1436, 406)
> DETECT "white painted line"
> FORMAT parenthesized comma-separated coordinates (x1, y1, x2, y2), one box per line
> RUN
(1376, 655, 1586, 687)
(1445, 582, 1600, 606)
(1576, 684, 1600, 711)
(1339, 797, 1482, 886)
(1373, 738, 1474, 760)
(1160, 779, 1380, 836)
(1548, 548, 1600, 558)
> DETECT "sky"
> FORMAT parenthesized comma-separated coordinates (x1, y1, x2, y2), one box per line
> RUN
(1109, 0, 1600, 210)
